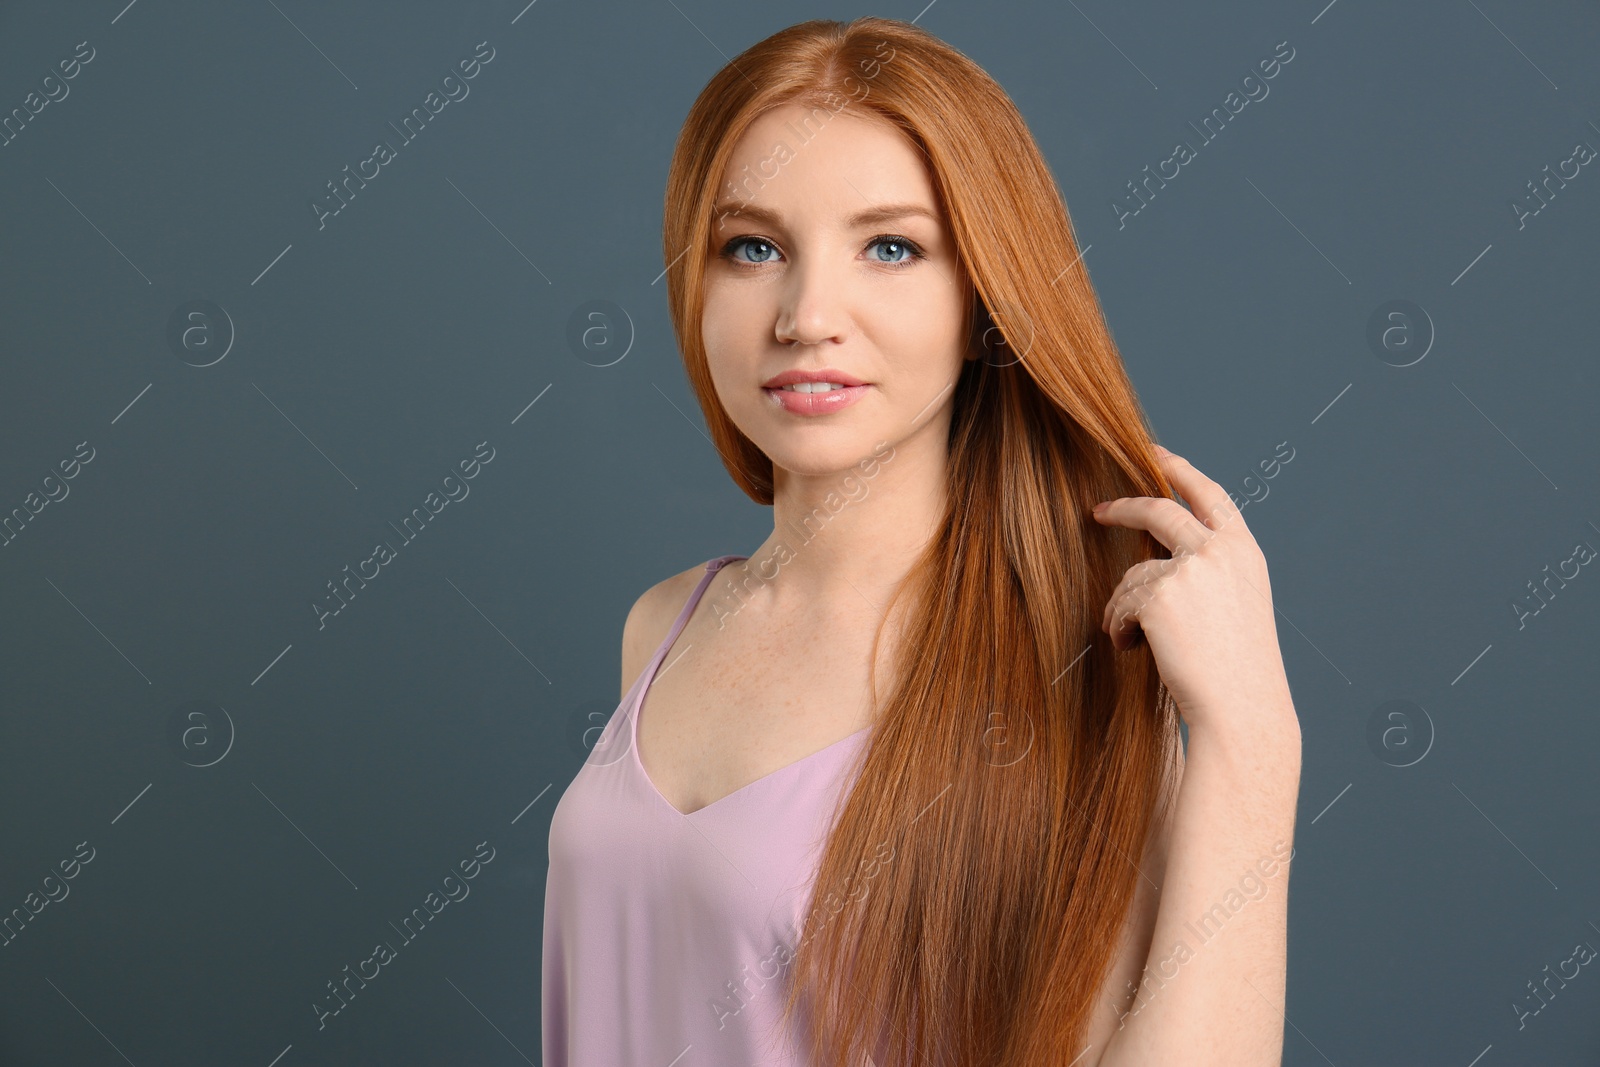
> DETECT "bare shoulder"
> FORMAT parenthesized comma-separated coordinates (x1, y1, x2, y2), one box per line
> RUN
(619, 560, 713, 701)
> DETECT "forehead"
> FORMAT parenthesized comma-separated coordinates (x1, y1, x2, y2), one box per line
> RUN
(714, 101, 941, 225)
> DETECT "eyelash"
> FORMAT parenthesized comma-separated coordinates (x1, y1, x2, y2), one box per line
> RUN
(717, 233, 928, 271)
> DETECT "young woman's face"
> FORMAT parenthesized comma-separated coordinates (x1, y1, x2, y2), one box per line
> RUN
(701, 101, 977, 479)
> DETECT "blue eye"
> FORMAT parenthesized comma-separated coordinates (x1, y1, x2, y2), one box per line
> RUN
(717, 234, 927, 270)
(724, 237, 779, 264)
(868, 236, 921, 265)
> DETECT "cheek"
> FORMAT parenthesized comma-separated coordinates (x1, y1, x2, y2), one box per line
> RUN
(699, 309, 733, 381)
(700, 291, 767, 414)
(701, 284, 761, 362)
(879, 299, 969, 380)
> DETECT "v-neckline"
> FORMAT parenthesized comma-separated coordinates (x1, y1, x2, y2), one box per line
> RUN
(628, 574, 872, 818)
(631, 691, 871, 818)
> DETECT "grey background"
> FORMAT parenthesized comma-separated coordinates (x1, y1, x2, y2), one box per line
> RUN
(1, 0, 1596, 1064)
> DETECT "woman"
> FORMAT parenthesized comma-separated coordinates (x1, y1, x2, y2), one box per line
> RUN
(543, 16, 1302, 1067)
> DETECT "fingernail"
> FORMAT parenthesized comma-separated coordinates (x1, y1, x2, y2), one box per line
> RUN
(1092, 501, 1108, 513)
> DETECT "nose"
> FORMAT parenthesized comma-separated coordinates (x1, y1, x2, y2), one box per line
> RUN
(774, 256, 848, 347)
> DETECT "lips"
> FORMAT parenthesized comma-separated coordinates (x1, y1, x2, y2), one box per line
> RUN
(762, 381, 870, 416)
(760, 368, 867, 389)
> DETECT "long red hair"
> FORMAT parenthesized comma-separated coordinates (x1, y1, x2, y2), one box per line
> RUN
(661, 17, 1181, 1065)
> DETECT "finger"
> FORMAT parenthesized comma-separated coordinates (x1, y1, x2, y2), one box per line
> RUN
(1103, 559, 1170, 648)
(1093, 495, 1211, 556)
(1106, 587, 1146, 651)
(1103, 560, 1152, 633)
(1154, 447, 1244, 535)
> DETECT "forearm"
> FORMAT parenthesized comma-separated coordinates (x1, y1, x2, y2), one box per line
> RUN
(1096, 710, 1303, 1067)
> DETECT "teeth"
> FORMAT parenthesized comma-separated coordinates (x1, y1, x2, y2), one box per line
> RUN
(780, 381, 847, 392)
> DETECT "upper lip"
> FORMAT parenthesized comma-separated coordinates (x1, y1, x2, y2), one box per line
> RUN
(761, 368, 867, 389)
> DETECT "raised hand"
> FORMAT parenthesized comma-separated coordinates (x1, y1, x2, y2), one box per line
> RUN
(1091, 445, 1298, 739)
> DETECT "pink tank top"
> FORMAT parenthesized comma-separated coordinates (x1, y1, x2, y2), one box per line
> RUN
(541, 554, 875, 1066)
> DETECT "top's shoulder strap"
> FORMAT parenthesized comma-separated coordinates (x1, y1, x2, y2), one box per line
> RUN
(652, 555, 746, 661)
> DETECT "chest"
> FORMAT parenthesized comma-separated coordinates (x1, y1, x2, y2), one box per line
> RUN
(635, 617, 889, 816)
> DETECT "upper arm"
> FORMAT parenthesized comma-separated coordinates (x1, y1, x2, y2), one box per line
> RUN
(619, 565, 704, 702)
(1084, 736, 1186, 1062)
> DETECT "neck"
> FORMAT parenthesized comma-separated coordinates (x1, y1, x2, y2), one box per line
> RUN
(742, 416, 951, 618)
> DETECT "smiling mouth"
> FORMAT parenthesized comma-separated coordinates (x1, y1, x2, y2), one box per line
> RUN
(773, 381, 855, 393)
(762, 381, 871, 416)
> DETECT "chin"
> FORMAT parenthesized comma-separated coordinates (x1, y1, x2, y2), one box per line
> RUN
(760, 435, 886, 480)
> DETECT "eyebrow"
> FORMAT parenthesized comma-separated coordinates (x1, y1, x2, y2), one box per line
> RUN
(710, 201, 941, 230)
